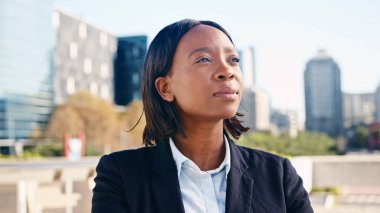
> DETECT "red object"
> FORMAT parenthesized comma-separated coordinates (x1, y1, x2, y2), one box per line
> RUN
(63, 132, 85, 159)
(63, 133, 71, 158)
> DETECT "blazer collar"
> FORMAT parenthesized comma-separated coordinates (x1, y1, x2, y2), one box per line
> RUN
(151, 139, 185, 213)
(150, 135, 267, 213)
(226, 134, 283, 213)
(225, 134, 255, 213)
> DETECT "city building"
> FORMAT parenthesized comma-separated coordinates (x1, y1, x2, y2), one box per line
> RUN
(376, 83, 380, 123)
(0, 0, 54, 140)
(304, 50, 343, 137)
(270, 109, 299, 138)
(53, 10, 116, 105)
(239, 47, 256, 88)
(114, 36, 147, 106)
(343, 92, 376, 128)
(240, 88, 270, 131)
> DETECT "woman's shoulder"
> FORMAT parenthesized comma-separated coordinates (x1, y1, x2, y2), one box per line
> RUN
(233, 143, 291, 173)
(108, 145, 156, 158)
(97, 146, 157, 170)
(235, 144, 285, 162)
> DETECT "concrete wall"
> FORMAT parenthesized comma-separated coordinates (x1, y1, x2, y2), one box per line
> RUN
(1, 155, 380, 212)
(291, 155, 380, 190)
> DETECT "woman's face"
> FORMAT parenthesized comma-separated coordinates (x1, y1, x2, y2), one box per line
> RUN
(165, 24, 243, 122)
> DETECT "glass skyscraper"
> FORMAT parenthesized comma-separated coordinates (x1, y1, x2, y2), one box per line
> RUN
(304, 50, 343, 137)
(114, 36, 147, 106)
(0, 0, 54, 139)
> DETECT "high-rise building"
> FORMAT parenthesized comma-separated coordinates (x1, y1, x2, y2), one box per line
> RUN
(376, 83, 380, 123)
(304, 50, 343, 137)
(240, 88, 270, 131)
(239, 47, 256, 88)
(343, 93, 376, 128)
(53, 10, 116, 104)
(0, 0, 54, 140)
(270, 109, 299, 138)
(114, 36, 147, 106)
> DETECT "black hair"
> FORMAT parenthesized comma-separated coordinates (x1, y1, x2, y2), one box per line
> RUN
(141, 19, 248, 146)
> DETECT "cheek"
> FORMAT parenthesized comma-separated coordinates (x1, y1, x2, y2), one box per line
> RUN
(236, 71, 243, 85)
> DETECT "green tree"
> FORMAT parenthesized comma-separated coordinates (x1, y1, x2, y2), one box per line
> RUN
(237, 131, 336, 156)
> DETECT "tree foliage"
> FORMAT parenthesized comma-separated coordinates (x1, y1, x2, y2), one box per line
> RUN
(45, 91, 119, 153)
(118, 100, 145, 149)
(350, 126, 369, 149)
(237, 131, 336, 156)
(45, 91, 147, 154)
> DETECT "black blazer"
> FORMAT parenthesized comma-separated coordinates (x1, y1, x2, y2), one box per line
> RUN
(92, 137, 314, 213)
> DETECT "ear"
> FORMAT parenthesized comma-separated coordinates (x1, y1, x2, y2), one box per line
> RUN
(155, 77, 174, 102)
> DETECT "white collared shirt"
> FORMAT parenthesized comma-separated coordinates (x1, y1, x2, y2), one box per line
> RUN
(169, 136, 231, 213)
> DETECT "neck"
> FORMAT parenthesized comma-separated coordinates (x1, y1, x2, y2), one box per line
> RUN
(174, 119, 226, 171)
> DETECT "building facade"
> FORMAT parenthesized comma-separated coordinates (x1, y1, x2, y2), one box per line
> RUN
(0, 0, 54, 140)
(343, 92, 376, 128)
(239, 47, 256, 89)
(270, 109, 299, 138)
(114, 36, 147, 106)
(240, 88, 270, 131)
(53, 10, 116, 104)
(304, 50, 343, 137)
(376, 83, 380, 123)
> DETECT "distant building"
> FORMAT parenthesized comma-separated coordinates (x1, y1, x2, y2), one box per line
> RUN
(270, 109, 299, 138)
(114, 36, 147, 106)
(240, 88, 270, 131)
(53, 10, 116, 104)
(376, 83, 380, 123)
(343, 93, 376, 128)
(239, 47, 256, 88)
(304, 50, 343, 137)
(239, 47, 266, 131)
(0, 0, 54, 140)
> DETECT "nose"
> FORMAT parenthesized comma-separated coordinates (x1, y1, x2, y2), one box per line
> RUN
(214, 61, 235, 81)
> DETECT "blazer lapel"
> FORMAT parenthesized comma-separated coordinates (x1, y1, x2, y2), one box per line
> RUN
(150, 140, 185, 213)
(225, 139, 254, 213)
(226, 137, 283, 213)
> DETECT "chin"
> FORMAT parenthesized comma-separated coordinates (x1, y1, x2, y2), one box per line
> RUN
(214, 109, 238, 120)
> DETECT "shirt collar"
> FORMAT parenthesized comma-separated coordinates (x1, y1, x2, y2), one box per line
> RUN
(169, 135, 231, 179)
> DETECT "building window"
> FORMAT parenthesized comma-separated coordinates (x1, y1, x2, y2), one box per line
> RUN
(84, 58, 92, 74)
(90, 82, 98, 96)
(79, 23, 87, 39)
(69, 42, 78, 59)
(67, 77, 75, 95)
(100, 33, 108, 47)
(100, 63, 109, 78)
(110, 42, 116, 53)
(133, 92, 139, 100)
(101, 85, 109, 100)
(132, 73, 139, 84)
(132, 47, 139, 57)
(52, 11, 60, 29)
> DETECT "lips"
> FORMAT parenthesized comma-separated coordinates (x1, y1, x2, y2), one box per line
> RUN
(213, 86, 239, 100)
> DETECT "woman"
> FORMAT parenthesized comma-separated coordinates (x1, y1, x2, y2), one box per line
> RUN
(92, 19, 313, 213)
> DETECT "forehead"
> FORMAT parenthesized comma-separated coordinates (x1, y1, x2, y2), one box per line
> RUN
(176, 24, 234, 53)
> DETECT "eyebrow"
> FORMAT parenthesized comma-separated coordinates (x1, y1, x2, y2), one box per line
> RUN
(187, 47, 237, 59)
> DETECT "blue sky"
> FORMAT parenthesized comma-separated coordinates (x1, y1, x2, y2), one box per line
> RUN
(54, 0, 380, 122)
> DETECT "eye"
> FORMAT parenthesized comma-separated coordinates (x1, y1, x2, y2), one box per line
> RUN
(229, 57, 240, 64)
(195, 57, 212, 64)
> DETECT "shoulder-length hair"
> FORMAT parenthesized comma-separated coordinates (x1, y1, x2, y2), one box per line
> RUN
(141, 19, 249, 146)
